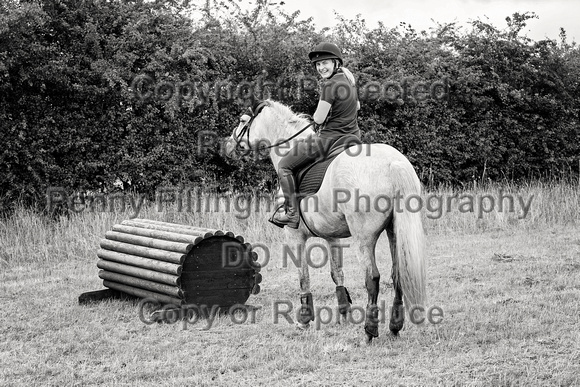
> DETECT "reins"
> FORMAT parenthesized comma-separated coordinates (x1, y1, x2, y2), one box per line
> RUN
(233, 102, 315, 154)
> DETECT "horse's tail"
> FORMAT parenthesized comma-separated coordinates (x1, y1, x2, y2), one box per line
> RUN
(389, 161, 427, 315)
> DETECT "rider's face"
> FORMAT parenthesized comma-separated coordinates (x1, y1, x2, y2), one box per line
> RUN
(316, 59, 335, 79)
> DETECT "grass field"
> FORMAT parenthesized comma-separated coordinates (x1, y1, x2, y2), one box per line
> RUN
(1, 180, 579, 386)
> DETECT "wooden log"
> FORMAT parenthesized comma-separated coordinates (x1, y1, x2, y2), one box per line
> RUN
(97, 249, 182, 275)
(97, 260, 181, 286)
(99, 270, 183, 299)
(103, 280, 183, 305)
(112, 224, 203, 245)
(104, 230, 193, 254)
(130, 218, 237, 238)
(120, 220, 215, 238)
(133, 218, 217, 231)
(243, 242, 257, 258)
(100, 239, 186, 265)
(123, 219, 244, 242)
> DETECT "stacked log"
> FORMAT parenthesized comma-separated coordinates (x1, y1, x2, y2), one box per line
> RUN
(95, 218, 261, 306)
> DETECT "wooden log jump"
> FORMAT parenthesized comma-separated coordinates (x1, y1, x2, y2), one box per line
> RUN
(80, 218, 261, 307)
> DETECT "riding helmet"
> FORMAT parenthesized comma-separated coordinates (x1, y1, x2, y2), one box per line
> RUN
(308, 42, 343, 66)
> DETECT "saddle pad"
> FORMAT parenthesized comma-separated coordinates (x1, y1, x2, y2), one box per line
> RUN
(296, 135, 362, 199)
(297, 157, 335, 199)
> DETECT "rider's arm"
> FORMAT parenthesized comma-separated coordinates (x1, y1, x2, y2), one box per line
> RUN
(312, 100, 331, 125)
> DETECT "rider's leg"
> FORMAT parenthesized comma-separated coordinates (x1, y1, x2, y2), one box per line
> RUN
(270, 136, 325, 228)
(270, 170, 300, 228)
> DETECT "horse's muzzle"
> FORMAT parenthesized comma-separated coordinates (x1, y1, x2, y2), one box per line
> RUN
(223, 137, 237, 159)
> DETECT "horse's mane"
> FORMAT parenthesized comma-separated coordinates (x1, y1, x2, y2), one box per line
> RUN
(262, 99, 311, 128)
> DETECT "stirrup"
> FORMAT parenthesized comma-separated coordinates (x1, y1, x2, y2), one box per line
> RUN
(268, 204, 286, 229)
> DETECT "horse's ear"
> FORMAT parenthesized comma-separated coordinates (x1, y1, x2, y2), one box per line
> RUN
(241, 94, 259, 112)
(250, 98, 261, 113)
(250, 99, 270, 117)
(250, 94, 268, 112)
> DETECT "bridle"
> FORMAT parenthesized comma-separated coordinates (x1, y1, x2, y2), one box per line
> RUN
(231, 101, 315, 155)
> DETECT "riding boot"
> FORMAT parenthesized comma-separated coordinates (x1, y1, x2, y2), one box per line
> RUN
(269, 173, 300, 229)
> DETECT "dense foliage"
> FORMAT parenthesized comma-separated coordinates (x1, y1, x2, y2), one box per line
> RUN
(1, 0, 578, 210)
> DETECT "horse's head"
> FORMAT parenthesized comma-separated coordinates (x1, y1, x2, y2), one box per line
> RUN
(224, 99, 315, 162)
(224, 100, 275, 159)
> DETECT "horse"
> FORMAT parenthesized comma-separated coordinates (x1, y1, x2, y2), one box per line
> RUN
(224, 99, 426, 343)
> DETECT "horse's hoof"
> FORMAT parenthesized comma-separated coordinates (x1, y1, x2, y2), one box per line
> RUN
(364, 325, 379, 339)
(295, 322, 310, 331)
(362, 333, 374, 345)
(338, 313, 349, 325)
(389, 321, 404, 335)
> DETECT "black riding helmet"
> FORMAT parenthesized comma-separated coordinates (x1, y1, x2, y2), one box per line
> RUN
(308, 42, 343, 66)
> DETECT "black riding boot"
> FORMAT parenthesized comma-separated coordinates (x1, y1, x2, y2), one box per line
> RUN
(269, 173, 300, 229)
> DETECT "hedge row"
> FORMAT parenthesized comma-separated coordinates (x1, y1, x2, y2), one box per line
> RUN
(1, 0, 578, 211)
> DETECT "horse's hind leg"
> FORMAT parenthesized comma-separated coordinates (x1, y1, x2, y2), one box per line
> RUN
(352, 233, 381, 343)
(386, 228, 404, 335)
(327, 238, 352, 322)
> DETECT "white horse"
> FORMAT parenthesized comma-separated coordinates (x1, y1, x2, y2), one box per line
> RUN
(224, 99, 426, 343)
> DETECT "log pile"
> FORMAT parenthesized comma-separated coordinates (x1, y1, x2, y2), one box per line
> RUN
(90, 218, 261, 307)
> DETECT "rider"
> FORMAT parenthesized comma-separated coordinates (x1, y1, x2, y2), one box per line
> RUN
(270, 42, 361, 229)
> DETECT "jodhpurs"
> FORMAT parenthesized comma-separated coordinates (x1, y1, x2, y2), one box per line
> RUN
(277, 135, 336, 177)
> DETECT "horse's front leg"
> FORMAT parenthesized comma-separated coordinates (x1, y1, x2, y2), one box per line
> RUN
(286, 230, 313, 329)
(297, 255, 314, 329)
(328, 238, 352, 323)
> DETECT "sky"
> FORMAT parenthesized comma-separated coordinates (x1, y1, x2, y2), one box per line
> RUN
(272, 0, 578, 43)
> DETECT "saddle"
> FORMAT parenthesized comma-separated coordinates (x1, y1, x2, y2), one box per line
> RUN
(295, 134, 363, 200)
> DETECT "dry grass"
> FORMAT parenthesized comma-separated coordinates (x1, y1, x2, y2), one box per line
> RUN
(0, 180, 579, 386)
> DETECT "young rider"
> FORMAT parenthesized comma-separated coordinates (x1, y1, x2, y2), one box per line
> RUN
(270, 42, 360, 229)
